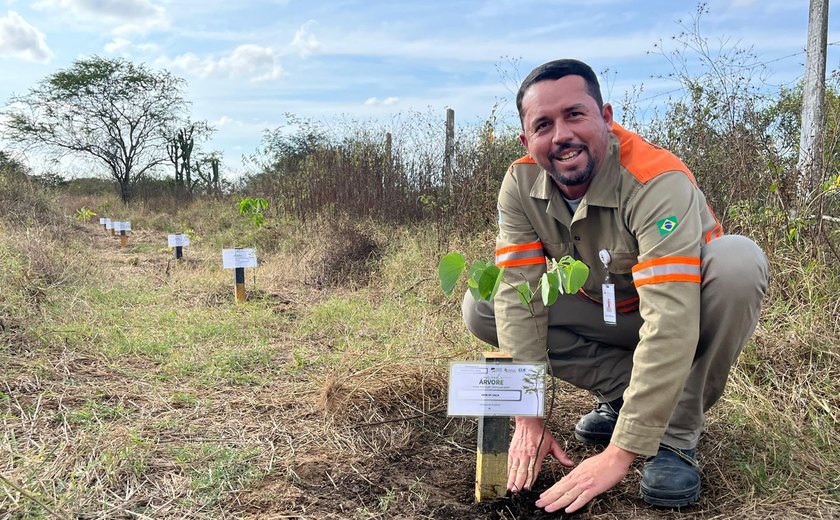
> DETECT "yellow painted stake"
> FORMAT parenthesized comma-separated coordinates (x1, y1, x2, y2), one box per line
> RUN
(475, 351, 512, 502)
(234, 267, 246, 302)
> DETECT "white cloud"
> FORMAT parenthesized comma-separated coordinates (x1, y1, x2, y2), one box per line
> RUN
(215, 115, 234, 126)
(289, 19, 320, 58)
(364, 96, 400, 106)
(104, 37, 158, 55)
(33, 0, 168, 36)
(0, 11, 52, 63)
(324, 29, 660, 63)
(157, 44, 283, 82)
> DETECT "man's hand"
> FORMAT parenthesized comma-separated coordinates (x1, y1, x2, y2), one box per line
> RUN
(535, 443, 636, 514)
(506, 417, 575, 492)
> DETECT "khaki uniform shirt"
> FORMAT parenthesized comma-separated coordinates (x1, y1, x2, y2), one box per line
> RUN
(494, 123, 723, 456)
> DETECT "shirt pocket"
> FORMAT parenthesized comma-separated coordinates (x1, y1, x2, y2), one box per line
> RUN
(542, 241, 574, 262)
(607, 250, 639, 274)
(607, 249, 639, 289)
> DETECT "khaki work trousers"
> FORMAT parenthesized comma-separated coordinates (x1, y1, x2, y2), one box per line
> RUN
(461, 235, 769, 450)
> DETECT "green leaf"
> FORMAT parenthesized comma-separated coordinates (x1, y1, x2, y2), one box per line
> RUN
(541, 271, 560, 307)
(478, 264, 504, 300)
(489, 265, 504, 300)
(567, 261, 590, 294)
(466, 260, 487, 301)
(516, 282, 533, 307)
(438, 252, 466, 296)
(556, 268, 569, 294)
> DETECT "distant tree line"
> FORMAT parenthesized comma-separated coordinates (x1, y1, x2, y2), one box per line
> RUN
(1, 56, 223, 203)
(242, 111, 523, 229)
(0, 29, 836, 260)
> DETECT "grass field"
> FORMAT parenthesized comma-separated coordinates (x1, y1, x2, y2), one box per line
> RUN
(1, 193, 838, 519)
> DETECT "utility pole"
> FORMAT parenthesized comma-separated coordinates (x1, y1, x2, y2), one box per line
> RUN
(444, 108, 455, 197)
(797, 0, 829, 200)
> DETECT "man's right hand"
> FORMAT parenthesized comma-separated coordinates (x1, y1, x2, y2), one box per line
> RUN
(506, 416, 576, 492)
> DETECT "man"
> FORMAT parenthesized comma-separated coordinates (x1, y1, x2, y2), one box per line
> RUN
(462, 59, 769, 513)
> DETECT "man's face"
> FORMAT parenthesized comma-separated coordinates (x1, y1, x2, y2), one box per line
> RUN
(519, 75, 613, 197)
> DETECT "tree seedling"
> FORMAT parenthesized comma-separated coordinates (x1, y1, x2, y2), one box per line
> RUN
(439, 251, 589, 502)
(239, 197, 268, 228)
(75, 206, 96, 222)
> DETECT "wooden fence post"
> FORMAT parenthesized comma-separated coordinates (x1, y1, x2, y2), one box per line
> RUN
(475, 351, 512, 502)
(444, 108, 454, 196)
(234, 267, 246, 302)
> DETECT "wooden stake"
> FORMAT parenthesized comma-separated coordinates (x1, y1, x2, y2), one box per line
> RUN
(475, 351, 512, 502)
(234, 267, 246, 302)
(175, 245, 183, 260)
(444, 108, 454, 196)
(119, 230, 127, 248)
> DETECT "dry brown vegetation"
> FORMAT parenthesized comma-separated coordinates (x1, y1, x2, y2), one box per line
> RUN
(0, 169, 837, 519)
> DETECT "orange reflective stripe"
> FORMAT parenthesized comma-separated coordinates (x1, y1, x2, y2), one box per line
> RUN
(496, 241, 543, 255)
(498, 257, 547, 268)
(632, 256, 700, 272)
(705, 204, 723, 243)
(496, 241, 545, 267)
(634, 273, 701, 288)
(632, 256, 701, 288)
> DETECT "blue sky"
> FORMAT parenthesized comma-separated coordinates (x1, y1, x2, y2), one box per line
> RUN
(0, 0, 838, 178)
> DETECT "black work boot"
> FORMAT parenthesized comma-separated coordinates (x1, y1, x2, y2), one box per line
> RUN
(573, 397, 623, 445)
(640, 445, 701, 507)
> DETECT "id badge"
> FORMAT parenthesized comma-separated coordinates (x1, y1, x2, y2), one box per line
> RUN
(602, 283, 617, 326)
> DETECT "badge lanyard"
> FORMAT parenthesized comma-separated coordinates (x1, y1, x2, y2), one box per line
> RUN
(599, 249, 617, 326)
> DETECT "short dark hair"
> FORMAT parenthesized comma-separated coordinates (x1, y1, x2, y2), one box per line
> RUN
(516, 59, 603, 125)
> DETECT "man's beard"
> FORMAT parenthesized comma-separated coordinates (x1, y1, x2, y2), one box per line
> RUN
(545, 144, 595, 187)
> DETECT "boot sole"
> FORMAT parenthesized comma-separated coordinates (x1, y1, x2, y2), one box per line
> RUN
(640, 482, 701, 508)
(573, 428, 612, 446)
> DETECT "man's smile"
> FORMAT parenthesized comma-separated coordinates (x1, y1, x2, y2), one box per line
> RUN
(549, 144, 586, 164)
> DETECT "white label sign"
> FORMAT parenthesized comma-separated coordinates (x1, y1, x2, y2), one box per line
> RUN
(223, 248, 257, 269)
(113, 221, 131, 232)
(168, 234, 190, 247)
(447, 361, 546, 417)
(99, 217, 105, 224)
(105, 218, 113, 229)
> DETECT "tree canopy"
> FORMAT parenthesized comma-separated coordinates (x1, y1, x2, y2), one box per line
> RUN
(1, 56, 188, 202)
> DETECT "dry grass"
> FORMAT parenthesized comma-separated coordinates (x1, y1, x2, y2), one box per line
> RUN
(1, 197, 838, 519)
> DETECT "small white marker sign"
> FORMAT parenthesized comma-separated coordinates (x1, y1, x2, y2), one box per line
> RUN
(113, 221, 132, 232)
(447, 361, 546, 417)
(223, 248, 257, 269)
(105, 218, 113, 229)
(99, 217, 106, 225)
(168, 234, 190, 247)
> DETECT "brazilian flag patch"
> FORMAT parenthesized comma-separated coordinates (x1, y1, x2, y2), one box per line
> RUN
(657, 216, 679, 235)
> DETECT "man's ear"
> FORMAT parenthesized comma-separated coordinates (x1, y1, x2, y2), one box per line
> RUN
(519, 132, 530, 155)
(602, 103, 614, 129)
